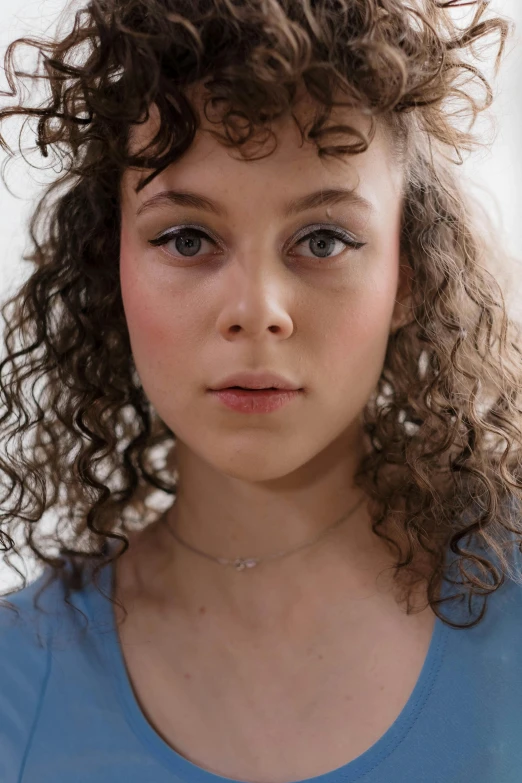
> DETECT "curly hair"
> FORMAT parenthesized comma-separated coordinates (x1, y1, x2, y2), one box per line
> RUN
(0, 0, 520, 632)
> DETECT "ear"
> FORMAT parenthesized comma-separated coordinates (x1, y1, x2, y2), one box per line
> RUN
(390, 256, 414, 335)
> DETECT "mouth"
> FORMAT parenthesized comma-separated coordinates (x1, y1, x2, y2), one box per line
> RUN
(218, 387, 305, 393)
(208, 385, 302, 413)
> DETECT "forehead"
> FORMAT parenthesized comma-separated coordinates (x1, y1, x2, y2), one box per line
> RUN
(121, 88, 403, 207)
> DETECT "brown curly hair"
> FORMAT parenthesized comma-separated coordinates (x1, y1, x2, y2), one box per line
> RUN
(0, 0, 520, 632)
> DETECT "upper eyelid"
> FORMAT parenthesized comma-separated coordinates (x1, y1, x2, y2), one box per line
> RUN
(151, 221, 363, 247)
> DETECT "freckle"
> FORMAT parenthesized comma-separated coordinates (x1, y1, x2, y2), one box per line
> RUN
(318, 654, 323, 660)
(184, 672, 192, 680)
(199, 606, 206, 614)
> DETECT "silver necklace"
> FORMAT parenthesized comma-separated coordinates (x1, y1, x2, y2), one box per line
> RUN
(163, 495, 367, 571)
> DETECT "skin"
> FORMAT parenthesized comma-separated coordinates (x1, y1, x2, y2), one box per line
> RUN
(116, 91, 434, 781)
(118, 92, 416, 616)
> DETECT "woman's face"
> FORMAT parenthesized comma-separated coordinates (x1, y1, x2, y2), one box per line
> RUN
(119, 99, 408, 483)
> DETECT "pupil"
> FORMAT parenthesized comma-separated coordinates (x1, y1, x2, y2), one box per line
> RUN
(311, 233, 335, 258)
(175, 232, 201, 257)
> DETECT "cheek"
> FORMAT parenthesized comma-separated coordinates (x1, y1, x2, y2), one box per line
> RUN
(119, 246, 196, 397)
(323, 265, 399, 390)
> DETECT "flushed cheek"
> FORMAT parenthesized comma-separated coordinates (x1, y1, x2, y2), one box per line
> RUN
(119, 258, 198, 403)
(323, 285, 396, 398)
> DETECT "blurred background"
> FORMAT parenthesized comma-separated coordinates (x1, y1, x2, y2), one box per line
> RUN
(0, 0, 520, 589)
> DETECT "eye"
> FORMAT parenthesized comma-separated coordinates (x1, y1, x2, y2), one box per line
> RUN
(148, 226, 215, 259)
(148, 223, 366, 261)
(291, 226, 366, 260)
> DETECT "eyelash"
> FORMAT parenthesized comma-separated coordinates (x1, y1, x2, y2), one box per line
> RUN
(148, 223, 367, 262)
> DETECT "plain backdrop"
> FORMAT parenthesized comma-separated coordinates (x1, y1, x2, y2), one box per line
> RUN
(0, 0, 520, 590)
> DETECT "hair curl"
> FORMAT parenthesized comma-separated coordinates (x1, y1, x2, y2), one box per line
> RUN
(0, 0, 521, 632)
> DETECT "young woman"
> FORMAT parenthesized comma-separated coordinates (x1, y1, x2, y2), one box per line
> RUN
(0, 1, 520, 781)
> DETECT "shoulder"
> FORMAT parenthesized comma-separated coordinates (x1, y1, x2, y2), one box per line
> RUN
(0, 566, 59, 643)
(0, 566, 62, 642)
(0, 565, 69, 683)
(0, 561, 114, 781)
(0, 569, 62, 779)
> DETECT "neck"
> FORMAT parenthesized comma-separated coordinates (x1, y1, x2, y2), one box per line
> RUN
(116, 500, 403, 635)
(115, 429, 407, 629)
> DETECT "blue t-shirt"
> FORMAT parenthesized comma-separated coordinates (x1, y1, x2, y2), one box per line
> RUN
(1, 538, 522, 783)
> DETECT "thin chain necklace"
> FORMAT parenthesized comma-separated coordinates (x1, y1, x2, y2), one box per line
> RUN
(162, 495, 367, 571)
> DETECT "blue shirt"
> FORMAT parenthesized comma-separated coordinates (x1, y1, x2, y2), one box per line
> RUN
(1, 538, 522, 783)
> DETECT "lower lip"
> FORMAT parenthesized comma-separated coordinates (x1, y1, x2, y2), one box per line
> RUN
(209, 388, 302, 413)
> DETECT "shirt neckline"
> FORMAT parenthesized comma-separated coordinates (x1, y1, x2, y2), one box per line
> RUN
(85, 540, 450, 783)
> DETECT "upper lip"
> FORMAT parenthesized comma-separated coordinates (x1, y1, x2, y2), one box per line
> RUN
(209, 372, 302, 391)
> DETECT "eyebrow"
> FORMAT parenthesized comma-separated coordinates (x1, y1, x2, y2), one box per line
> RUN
(135, 187, 374, 219)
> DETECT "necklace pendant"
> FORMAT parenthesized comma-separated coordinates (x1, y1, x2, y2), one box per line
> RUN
(233, 558, 258, 571)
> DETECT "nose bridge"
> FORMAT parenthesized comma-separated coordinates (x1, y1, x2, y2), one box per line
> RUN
(225, 224, 287, 288)
(228, 246, 296, 316)
(216, 236, 295, 336)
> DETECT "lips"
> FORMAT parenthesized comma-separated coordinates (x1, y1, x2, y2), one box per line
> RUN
(210, 386, 301, 413)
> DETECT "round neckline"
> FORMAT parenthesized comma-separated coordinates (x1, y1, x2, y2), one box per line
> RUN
(86, 542, 449, 783)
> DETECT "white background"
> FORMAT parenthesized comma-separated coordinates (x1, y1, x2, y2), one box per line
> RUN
(0, 0, 520, 590)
